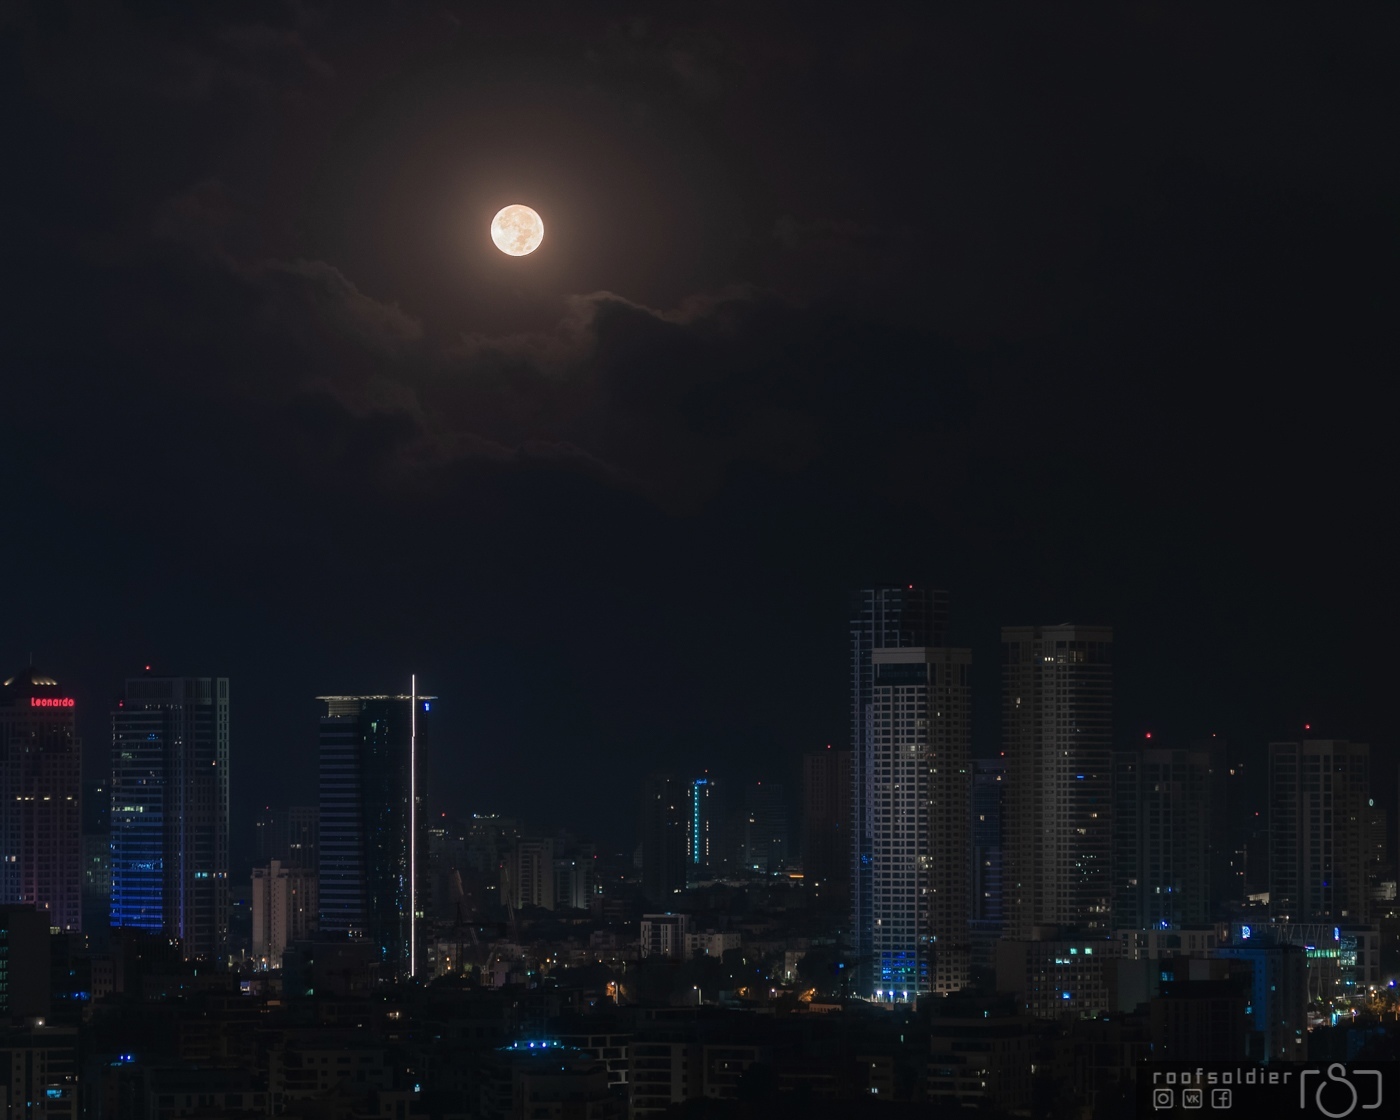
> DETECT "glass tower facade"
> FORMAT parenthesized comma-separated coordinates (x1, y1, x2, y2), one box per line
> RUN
(110, 674, 230, 960)
(317, 691, 430, 980)
(110, 707, 166, 931)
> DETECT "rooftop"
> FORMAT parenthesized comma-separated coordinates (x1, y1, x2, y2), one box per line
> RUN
(1, 666, 62, 698)
(315, 694, 438, 701)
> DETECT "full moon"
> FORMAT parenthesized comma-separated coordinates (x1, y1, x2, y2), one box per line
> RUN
(491, 204, 544, 256)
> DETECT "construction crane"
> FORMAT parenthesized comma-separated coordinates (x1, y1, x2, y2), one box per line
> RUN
(448, 868, 471, 976)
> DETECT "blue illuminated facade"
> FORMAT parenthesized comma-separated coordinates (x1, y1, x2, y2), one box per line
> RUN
(110, 675, 229, 960)
(110, 709, 165, 931)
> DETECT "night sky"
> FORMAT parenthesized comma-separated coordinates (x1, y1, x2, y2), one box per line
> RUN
(4, 4, 1395, 861)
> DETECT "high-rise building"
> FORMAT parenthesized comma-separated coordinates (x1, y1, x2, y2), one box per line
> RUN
(553, 846, 596, 911)
(503, 838, 555, 911)
(317, 686, 431, 980)
(82, 779, 111, 936)
(1268, 739, 1370, 923)
(251, 858, 317, 967)
(868, 646, 971, 998)
(1221, 753, 1268, 906)
(742, 781, 789, 874)
(1002, 625, 1113, 938)
(851, 586, 946, 992)
(686, 777, 718, 884)
(463, 814, 519, 878)
(111, 673, 229, 959)
(638, 774, 687, 904)
(1112, 745, 1217, 930)
(801, 746, 852, 895)
(970, 757, 1006, 963)
(1365, 799, 1391, 899)
(0, 668, 82, 932)
(255, 805, 319, 872)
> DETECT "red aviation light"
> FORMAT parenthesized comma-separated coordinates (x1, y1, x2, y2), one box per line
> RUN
(30, 697, 75, 708)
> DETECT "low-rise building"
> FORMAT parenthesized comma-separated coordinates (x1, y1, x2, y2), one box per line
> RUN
(926, 1004, 1038, 1113)
(995, 933, 1122, 1020)
(639, 915, 691, 960)
(685, 931, 740, 959)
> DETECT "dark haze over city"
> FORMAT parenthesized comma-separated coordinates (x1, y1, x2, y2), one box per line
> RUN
(3, 3, 1394, 864)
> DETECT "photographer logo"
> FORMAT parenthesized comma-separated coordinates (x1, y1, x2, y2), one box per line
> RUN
(1299, 1065, 1383, 1119)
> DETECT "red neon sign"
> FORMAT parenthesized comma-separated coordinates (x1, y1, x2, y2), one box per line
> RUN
(30, 697, 75, 708)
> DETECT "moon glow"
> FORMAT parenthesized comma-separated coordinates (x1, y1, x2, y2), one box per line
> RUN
(491, 204, 544, 256)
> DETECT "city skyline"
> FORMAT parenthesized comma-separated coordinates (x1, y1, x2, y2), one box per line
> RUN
(7, 632, 1382, 956)
(2, 608, 1385, 866)
(6, 651, 1390, 944)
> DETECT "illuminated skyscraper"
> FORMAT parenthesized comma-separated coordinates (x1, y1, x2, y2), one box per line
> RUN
(0, 667, 82, 931)
(868, 646, 972, 997)
(686, 777, 718, 884)
(1002, 625, 1113, 938)
(110, 673, 230, 959)
(850, 586, 946, 994)
(317, 687, 430, 980)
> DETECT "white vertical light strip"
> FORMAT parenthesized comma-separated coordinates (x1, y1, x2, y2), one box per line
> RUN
(410, 671, 417, 979)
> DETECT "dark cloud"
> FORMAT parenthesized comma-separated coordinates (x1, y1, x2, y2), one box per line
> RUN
(261, 259, 423, 353)
(2, 1, 1395, 845)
